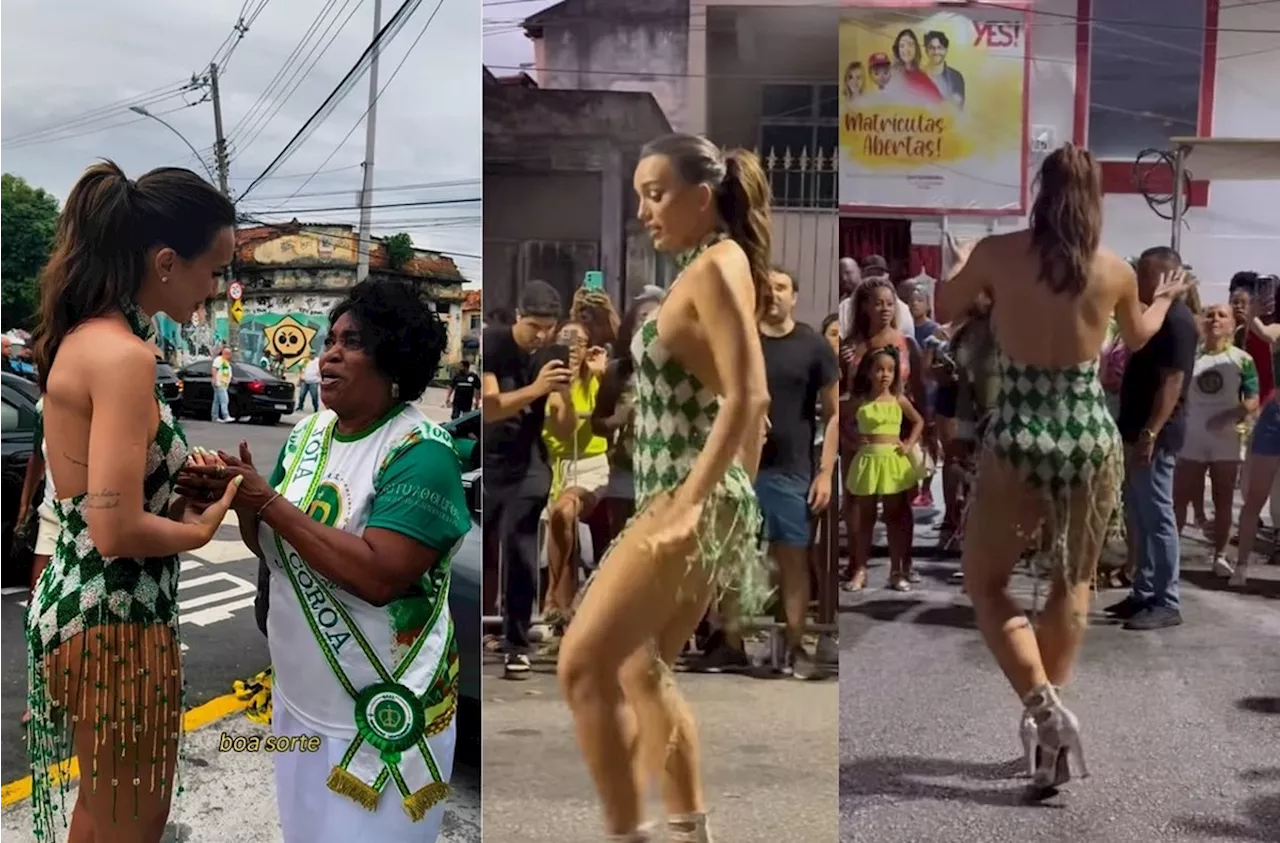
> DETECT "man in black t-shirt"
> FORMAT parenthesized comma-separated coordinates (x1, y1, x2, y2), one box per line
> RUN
(1113, 247, 1198, 631)
(753, 269, 840, 677)
(446, 360, 481, 419)
(481, 280, 575, 678)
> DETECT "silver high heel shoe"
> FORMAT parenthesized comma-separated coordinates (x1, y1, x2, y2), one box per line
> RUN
(1023, 684, 1089, 792)
(668, 812, 713, 843)
(1019, 710, 1037, 777)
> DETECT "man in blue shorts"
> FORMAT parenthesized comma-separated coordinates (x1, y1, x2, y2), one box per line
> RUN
(753, 268, 840, 678)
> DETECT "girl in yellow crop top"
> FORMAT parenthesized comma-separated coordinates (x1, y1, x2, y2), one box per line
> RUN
(844, 346, 926, 592)
(542, 320, 612, 630)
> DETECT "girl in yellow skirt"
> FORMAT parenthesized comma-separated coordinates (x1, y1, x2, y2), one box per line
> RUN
(847, 346, 927, 591)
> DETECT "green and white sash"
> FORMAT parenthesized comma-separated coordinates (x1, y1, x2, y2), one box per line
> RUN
(269, 412, 460, 821)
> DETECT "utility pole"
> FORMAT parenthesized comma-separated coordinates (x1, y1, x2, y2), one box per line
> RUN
(209, 62, 240, 353)
(356, 0, 382, 282)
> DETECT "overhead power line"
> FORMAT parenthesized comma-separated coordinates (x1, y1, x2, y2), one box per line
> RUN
(256, 0, 449, 210)
(236, 178, 480, 203)
(227, 0, 368, 162)
(1, 81, 199, 146)
(230, 0, 366, 163)
(226, 0, 344, 146)
(238, 0, 427, 200)
(210, 0, 275, 74)
(245, 197, 480, 215)
(228, 163, 365, 181)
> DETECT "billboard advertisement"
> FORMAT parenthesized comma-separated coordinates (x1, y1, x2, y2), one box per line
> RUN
(838, 6, 1031, 215)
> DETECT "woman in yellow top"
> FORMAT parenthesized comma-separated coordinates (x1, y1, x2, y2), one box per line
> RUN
(543, 320, 612, 630)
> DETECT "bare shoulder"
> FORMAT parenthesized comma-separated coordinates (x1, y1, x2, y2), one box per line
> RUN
(1093, 247, 1137, 293)
(695, 238, 754, 302)
(977, 229, 1026, 259)
(79, 323, 156, 380)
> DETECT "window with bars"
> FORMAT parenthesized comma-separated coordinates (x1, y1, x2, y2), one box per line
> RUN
(758, 83, 839, 209)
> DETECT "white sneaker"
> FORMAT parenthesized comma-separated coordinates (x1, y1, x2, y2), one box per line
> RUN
(1212, 555, 1235, 578)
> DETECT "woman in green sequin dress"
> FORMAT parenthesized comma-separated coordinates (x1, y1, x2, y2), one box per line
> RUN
(26, 162, 239, 842)
(935, 145, 1193, 794)
(557, 134, 774, 843)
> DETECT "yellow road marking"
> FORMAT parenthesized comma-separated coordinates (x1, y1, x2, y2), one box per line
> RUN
(0, 692, 250, 808)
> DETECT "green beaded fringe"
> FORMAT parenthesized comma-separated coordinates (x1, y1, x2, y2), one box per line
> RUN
(25, 620, 187, 841)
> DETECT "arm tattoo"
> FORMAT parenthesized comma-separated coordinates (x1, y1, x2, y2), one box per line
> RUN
(63, 452, 89, 467)
(84, 490, 121, 510)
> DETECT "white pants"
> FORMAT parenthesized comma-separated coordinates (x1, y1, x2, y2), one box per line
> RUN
(272, 701, 456, 843)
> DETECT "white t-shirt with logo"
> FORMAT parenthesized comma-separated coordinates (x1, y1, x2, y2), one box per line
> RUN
(1188, 345, 1259, 421)
(211, 356, 233, 388)
(262, 404, 471, 739)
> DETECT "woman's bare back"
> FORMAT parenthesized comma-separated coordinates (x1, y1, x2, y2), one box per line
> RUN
(43, 317, 161, 501)
(965, 229, 1137, 368)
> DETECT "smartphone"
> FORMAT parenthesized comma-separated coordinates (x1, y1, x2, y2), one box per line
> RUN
(546, 344, 571, 366)
(583, 270, 604, 292)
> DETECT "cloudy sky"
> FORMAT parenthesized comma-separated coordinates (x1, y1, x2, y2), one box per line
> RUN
(482, 0, 554, 70)
(1, 0, 481, 285)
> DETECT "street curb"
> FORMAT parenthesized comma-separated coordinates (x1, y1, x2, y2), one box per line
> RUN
(0, 692, 251, 808)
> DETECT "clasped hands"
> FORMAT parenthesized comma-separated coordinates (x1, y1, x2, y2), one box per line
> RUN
(176, 442, 277, 517)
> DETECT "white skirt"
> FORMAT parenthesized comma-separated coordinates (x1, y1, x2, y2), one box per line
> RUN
(35, 502, 59, 557)
(272, 701, 456, 843)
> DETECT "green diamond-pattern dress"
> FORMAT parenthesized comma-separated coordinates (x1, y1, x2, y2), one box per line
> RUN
(985, 352, 1121, 491)
(628, 291, 770, 615)
(24, 305, 191, 840)
(984, 351, 1123, 583)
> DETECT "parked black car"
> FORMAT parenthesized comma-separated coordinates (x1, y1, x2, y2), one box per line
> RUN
(155, 357, 181, 405)
(176, 359, 295, 424)
(2, 372, 40, 586)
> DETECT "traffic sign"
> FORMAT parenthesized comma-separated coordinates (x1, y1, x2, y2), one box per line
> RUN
(230, 300, 244, 324)
(228, 281, 244, 301)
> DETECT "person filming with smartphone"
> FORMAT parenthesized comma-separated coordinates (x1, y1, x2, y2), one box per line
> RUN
(482, 280, 576, 679)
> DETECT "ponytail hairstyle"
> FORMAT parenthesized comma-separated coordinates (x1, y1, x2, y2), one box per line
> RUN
(852, 345, 902, 400)
(639, 133, 775, 316)
(1028, 143, 1103, 298)
(32, 161, 235, 391)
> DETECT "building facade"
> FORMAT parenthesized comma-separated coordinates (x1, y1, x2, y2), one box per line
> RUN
(156, 224, 468, 373)
(524, 0, 1279, 312)
(524, 0, 842, 327)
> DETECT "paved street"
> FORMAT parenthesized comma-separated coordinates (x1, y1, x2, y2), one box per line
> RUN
(839, 478, 1280, 843)
(1, 388, 476, 835)
(481, 655, 838, 843)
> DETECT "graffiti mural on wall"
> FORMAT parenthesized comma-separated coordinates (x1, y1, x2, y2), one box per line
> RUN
(215, 313, 328, 372)
(155, 313, 216, 361)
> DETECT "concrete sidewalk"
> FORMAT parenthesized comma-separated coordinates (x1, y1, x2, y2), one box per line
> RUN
(1, 719, 480, 842)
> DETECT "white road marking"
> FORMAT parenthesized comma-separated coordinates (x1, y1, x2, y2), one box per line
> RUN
(188, 539, 251, 565)
(0, 587, 27, 596)
(178, 572, 257, 610)
(183, 596, 258, 627)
